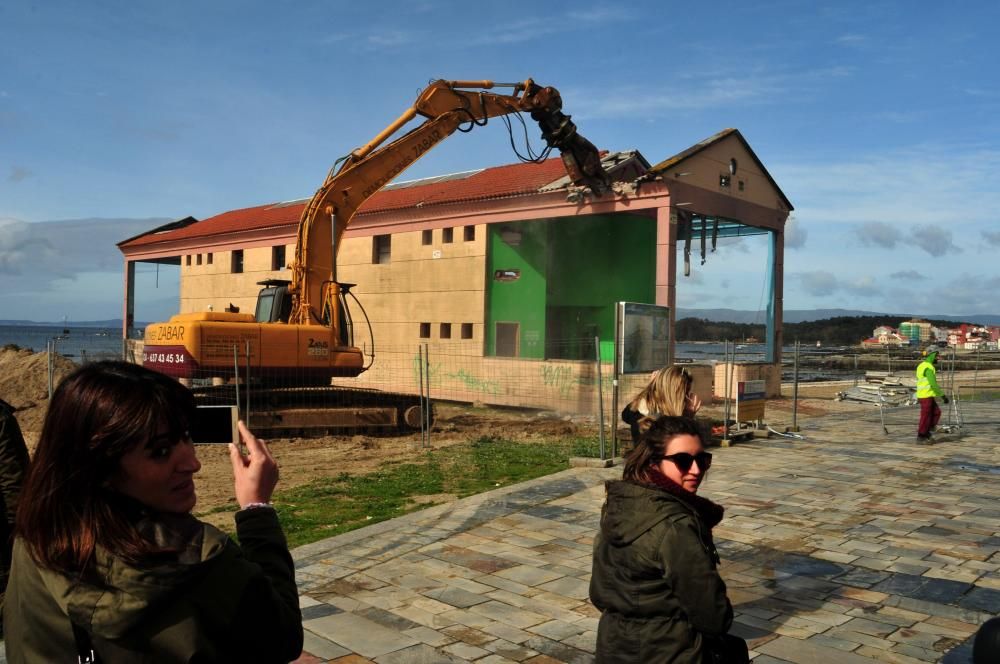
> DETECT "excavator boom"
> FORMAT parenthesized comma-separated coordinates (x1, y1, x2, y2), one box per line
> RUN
(288, 79, 609, 327)
(143, 78, 608, 435)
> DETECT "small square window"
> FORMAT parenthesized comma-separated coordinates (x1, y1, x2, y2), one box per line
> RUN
(738, 180, 745, 192)
(719, 174, 731, 188)
(419, 322, 431, 338)
(373, 235, 391, 264)
(422, 229, 433, 245)
(461, 323, 473, 339)
(272, 245, 286, 270)
(196, 254, 202, 265)
(440, 323, 452, 339)
(186, 255, 191, 266)
(231, 250, 244, 274)
(207, 253, 213, 265)
(442, 227, 454, 243)
(464, 226, 475, 241)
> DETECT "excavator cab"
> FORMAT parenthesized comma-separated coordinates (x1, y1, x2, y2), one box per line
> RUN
(255, 279, 359, 350)
(255, 279, 294, 324)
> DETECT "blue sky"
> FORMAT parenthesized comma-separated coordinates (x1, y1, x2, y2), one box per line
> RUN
(1, 0, 998, 322)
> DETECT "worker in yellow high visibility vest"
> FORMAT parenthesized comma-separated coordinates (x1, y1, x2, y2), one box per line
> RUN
(915, 345, 948, 443)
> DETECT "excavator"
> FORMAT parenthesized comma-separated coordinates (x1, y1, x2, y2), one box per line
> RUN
(142, 79, 611, 432)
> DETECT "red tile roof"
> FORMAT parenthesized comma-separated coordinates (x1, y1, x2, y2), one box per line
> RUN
(120, 157, 570, 249)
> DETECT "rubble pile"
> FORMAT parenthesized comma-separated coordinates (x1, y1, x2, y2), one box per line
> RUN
(0, 347, 78, 434)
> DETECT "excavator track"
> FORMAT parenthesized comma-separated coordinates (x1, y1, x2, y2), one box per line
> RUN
(191, 385, 431, 437)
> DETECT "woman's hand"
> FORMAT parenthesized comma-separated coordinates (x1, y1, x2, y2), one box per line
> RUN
(228, 421, 279, 508)
(685, 392, 703, 416)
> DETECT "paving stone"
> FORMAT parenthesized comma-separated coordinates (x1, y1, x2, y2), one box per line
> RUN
(955, 585, 1000, 612)
(302, 629, 354, 660)
(304, 612, 419, 659)
(493, 565, 564, 587)
(469, 600, 550, 629)
(522, 636, 594, 664)
(421, 586, 491, 608)
(301, 602, 345, 621)
(759, 635, 881, 663)
(373, 643, 466, 663)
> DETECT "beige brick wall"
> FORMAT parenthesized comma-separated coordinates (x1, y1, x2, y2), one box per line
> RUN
(180, 244, 292, 315)
(338, 225, 486, 350)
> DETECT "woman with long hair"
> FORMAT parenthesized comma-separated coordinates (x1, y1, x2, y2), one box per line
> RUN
(590, 416, 746, 663)
(3, 361, 302, 662)
(621, 366, 702, 442)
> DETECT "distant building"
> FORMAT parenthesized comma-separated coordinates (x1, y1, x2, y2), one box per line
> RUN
(862, 328, 906, 348)
(898, 319, 932, 345)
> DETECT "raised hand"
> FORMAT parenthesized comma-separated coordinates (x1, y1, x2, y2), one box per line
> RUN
(228, 420, 279, 508)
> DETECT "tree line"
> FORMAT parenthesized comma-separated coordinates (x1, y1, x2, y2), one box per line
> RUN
(675, 315, 961, 346)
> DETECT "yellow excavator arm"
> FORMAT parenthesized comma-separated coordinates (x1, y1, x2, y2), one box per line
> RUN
(288, 78, 610, 327)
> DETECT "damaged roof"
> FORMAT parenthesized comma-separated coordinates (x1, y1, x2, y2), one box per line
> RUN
(119, 156, 593, 249)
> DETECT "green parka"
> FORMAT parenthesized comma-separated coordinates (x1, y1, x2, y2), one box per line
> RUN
(3, 506, 303, 663)
(589, 480, 733, 664)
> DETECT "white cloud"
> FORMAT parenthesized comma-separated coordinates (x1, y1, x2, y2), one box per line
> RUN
(572, 65, 852, 120)
(0, 217, 172, 320)
(982, 230, 1000, 247)
(857, 221, 902, 248)
(909, 225, 960, 257)
(773, 145, 1000, 229)
(7, 166, 32, 183)
(792, 270, 880, 299)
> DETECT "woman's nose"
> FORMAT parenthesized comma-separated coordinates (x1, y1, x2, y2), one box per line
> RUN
(177, 442, 202, 473)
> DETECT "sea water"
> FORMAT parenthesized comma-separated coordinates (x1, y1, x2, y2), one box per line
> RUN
(0, 325, 123, 361)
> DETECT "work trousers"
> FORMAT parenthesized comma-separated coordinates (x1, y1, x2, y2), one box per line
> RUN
(917, 397, 941, 436)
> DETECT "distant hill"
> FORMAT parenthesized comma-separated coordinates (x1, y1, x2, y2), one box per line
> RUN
(0, 319, 141, 328)
(676, 308, 1000, 326)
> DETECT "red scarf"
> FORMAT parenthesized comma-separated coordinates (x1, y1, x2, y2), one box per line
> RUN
(644, 467, 725, 529)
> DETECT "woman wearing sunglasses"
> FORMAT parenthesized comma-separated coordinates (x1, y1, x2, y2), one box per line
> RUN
(621, 366, 702, 444)
(590, 416, 747, 663)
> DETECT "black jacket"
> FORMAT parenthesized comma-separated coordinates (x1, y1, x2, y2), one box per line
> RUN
(590, 480, 733, 663)
(4, 507, 303, 663)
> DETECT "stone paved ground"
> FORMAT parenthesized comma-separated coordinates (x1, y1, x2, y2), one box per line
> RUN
(290, 401, 999, 663)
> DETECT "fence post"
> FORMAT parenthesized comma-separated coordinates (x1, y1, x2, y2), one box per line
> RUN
(595, 336, 606, 460)
(791, 340, 800, 432)
(423, 343, 431, 448)
(233, 345, 241, 420)
(245, 340, 252, 427)
(47, 339, 54, 400)
(418, 345, 426, 448)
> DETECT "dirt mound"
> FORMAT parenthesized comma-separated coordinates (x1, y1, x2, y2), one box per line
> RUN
(0, 348, 78, 437)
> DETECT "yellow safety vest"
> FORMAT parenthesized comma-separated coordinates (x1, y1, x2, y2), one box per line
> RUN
(915, 360, 941, 399)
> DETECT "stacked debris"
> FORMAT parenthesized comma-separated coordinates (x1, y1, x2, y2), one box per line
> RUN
(834, 371, 916, 406)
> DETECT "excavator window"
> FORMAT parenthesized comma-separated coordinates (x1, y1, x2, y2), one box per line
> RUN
(255, 281, 292, 323)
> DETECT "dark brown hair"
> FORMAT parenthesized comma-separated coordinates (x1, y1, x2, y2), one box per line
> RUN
(17, 361, 195, 576)
(622, 415, 706, 484)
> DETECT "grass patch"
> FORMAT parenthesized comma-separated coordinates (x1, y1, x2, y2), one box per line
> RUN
(259, 436, 585, 548)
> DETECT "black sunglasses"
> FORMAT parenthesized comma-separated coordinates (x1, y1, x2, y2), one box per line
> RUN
(660, 451, 712, 472)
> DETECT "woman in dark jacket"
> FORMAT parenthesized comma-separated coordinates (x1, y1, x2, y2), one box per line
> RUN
(3, 361, 303, 663)
(590, 416, 746, 664)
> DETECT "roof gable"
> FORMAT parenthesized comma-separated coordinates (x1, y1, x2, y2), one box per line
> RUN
(648, 128, 793, 212)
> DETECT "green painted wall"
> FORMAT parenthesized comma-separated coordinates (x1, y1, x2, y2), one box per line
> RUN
(486, 223, 548, 358)
(486, 214, 655, 359)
